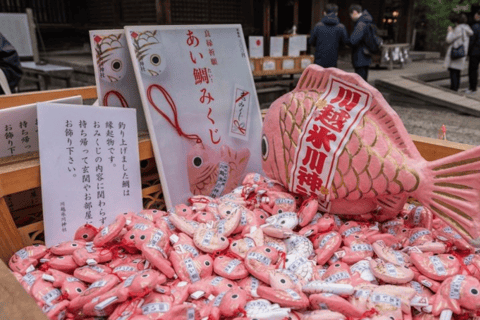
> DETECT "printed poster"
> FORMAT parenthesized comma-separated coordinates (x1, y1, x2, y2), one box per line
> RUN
(90, 29, 148, 133)
(248, 36, 264, 58)
(0, 96, 83, 158)
(288, 35, 307, 57)
(125, 24, 263, 208)
(37, 103, 142, 246)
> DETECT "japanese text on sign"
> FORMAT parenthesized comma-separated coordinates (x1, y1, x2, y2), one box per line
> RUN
(290, 77, 371, 212)
(229, 86, 251, 141)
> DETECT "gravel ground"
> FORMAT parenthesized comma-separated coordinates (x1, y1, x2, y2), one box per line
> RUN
(389, 104, 480, 146)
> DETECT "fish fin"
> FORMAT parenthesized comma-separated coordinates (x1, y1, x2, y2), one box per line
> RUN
(415, 145, 480, 246)
(294, 64, 329, 92)
(375, 194, 408, 221)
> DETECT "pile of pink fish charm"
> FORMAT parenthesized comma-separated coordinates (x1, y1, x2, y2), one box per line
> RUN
(8, 173, 480, 320)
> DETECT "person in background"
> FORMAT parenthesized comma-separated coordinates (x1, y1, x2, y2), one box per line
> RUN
(0, 33, 22, 94)
(445, 13, 473, 92)
(309, 3, 349, 68)
(466, 10, 480, 94)
(348, 4, 374, 81)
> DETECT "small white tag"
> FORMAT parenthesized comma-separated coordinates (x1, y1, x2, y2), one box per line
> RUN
(263, 60, 275, 71)
(229, 85, 251, 141)
(282, 59, 295, 70)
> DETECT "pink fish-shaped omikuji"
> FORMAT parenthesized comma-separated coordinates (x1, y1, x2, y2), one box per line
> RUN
(262, 64, 480, 246)
(147, 84, 250, 198)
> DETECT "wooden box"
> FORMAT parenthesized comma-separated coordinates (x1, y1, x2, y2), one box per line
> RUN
(0, 87, 477, 320)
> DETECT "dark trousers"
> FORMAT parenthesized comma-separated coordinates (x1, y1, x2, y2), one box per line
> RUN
(355, 66, 369, 82)
(448, 68, 461, 91)
(469, 55, 480, 91)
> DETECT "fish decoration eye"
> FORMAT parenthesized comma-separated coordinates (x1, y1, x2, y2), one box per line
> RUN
(82, 234, 89, 239)
(142, 274, 149, 278)
(231, 294, 238, 299)
(150, 54, 161, 66)
(192, 156, 203, 168)
(71, 243, 78, 247)
(227, 284, 233, 287)
(140, 235, 146, 240)
(471, 288, 479, 295)
(111, 59, 122, 72)
(76, 288, 82, 293)
(130, 234, 135, 240)
(261, 135, 269, 160)
(280, 278, 286, 284)
(204, 261, 211, 266)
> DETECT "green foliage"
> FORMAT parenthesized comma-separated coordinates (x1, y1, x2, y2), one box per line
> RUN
(415, 0, 475, 50)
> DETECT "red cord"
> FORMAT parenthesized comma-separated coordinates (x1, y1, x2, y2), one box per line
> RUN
(147, 84, 202, 143)
(103, 90, 129, 108)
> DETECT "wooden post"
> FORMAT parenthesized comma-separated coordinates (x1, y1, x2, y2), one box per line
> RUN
(273, 0, 279, 36)
(293, 0, 299, 30)
(156, 0, 172, 25)
(263, 0, 271, 56)
(0, 197, 25, 263)
(311, 0, 324, 29)
(405, 0, 415, 45)
(26, 8, 40, 64)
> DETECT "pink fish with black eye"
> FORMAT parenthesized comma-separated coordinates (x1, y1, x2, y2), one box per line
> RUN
(72, 246, 113, 266)
(169, 251, 213, 283)
(43, 255, 79, 274)
(257, 285, 309, 309)
(262, 64, 480, 246)
(50, 240, 86, 256)
(187, 143, 250, 197)
(269, 269, 302, 291)
(9, 244, 48, 274)
(402, 204, 433, 230)
(74, 264, 112, 283)
(313, 231, 342, 265)
(432, 218, 475, 253)
(405, 227, 446, 253)
(430, 275, 480, 316)
(410, 252, 461, 281)
(168, 214, 200, 237)
(244, 245, 281, 284)
(74, 224, 98, 242)
(340, 235, 374, 265)
(213, 256, 248, 280)
(258, 190, 296, 215)
(188, 275, 237, 298)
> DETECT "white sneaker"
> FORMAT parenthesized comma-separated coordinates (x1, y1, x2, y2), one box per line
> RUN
(465, 89, 477, 94)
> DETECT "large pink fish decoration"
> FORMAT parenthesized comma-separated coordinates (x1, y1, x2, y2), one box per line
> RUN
(262, 65, 480, 246)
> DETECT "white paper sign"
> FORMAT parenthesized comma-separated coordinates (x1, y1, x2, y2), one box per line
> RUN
(249, 36, 264, 58)
(90, 30, 148, 133)
(282, 59, 295, 70)
(0, 96, 83, 158)
(125, 25, 263, 208)
(301, 57, 312, 69)
(263, 60, 276, 71)
(270, 37, 284, 57)
(37, 103, 142, 246)
(288, 35, 307, 57)
(250, 60, 255, 71)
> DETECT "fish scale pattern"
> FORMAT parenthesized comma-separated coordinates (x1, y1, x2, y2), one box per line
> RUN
(332, 115, 420, 201)
(279, 91, 321, 186)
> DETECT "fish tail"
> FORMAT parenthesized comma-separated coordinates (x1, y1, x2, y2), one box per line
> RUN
(414, 146, 480, 247)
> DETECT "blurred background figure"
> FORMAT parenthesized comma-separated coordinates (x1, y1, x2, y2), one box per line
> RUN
(445, 13, 472, 92)
(0, 32, 22, 94)
(467, 10, 480, 94)
(348, 4, 374, 81)
(309, 3, 349, 68)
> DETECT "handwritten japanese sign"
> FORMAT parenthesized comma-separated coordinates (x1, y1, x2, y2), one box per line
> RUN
(89, 29, 148, 133)
(37, 103, 142, 246)
(290, 76, 371, 211)
(0, 96, 83, 158)
(125, 25, 263, 208)
(248, 36, 264, 58)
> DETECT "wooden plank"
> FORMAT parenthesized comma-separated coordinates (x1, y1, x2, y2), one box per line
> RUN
(411, 134, 473, 161)
(0, 197, 25, 264)
(0, 86, 97, 109)
(0, 259, 48, 320)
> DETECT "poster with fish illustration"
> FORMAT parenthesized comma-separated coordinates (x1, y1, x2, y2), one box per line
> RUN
(125, 24, 263, 208)
(89, 29, 148, 133)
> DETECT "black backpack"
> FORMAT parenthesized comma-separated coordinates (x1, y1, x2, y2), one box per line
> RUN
(363, 23, 383, 54)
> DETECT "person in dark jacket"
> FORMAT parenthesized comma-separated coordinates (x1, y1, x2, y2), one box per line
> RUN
(309, 3, 349, 68)
(0, 33, 22, 94)
(349, 4, 373, 81)
(467, 10, 480, 94)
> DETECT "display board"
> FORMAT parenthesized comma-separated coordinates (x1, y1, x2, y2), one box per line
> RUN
(270, 36, 284, 57)
(125, 24, 263, 208)
(0, 96, 83, 158)
(37, 103, 142, 246)
(248, 36, 264, 58)
(89, 29, 148, 133)
(0, 13, 33, 58)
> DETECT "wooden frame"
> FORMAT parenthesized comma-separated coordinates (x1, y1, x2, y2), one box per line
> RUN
(0, 86, 477, 320)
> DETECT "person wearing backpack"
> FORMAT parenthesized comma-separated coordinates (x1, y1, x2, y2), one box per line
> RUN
(466, 10, 480, 94)
(445, 13, 473, 92)
(348, 4, 378, 81)
(309, 3, 349, 68)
